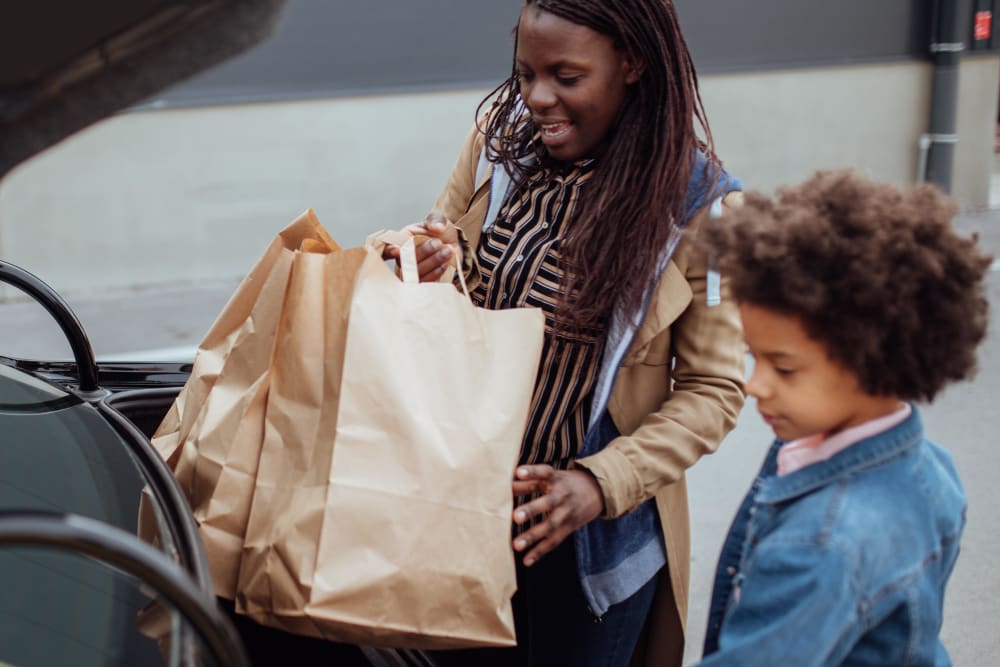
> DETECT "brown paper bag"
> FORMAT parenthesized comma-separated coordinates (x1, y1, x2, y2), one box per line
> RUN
(149, 209, 340, 598)
(235, 229, 544, 649)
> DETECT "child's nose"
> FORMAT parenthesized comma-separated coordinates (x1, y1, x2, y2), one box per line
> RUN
(745, 366, 769, 399)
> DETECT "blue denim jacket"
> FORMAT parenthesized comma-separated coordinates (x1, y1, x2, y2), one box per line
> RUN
(699, 406, 966, 666)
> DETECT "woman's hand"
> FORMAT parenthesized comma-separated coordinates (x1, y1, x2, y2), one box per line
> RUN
(382, 211, 462, 282)
(511, 465, 605, 567)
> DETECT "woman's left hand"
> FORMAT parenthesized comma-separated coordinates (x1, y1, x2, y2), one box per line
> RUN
(511, 465, 605, 567)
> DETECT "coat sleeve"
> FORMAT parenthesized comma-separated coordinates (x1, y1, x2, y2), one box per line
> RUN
(575, 193, 747, 518)
(430, 121, 488, 291)
(696, 538, 861, 666)
(431, 121, 486, 224)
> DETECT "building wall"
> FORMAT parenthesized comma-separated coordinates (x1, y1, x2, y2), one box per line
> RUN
(1, 56, 998, 298)
(954, 56, 1000, 205)
(704, 55, 1000, 204)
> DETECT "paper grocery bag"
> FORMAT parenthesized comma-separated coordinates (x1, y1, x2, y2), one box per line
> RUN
(236, 229, 544, 649)
(148, 209, 341, 598)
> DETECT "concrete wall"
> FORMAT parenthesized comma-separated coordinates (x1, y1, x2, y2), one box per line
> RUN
(702, 56, 1000, 204)
(1, 56, 998, 299)
(954, 56, 1000, 206)
(0, 89, 478, 299)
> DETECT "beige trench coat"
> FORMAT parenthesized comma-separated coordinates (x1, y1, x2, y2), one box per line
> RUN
(432, 123, 747, 666)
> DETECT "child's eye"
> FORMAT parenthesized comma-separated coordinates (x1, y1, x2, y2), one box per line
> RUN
(516, 71, 534, 83)
(774, 367, 796, 377)
(557, 75, 582, 85)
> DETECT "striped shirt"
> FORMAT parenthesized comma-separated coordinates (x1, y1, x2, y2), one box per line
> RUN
(472, 159, 605, 469)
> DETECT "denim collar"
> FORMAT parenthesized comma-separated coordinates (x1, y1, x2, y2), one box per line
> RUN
(756, 405, 923, 505)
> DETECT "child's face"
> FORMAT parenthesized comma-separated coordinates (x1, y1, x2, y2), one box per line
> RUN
(515, 7, 640, 162)
(740, 302, 901, 441)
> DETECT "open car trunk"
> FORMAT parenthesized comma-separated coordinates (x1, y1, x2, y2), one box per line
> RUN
(1, 0, 288, 178)
(1, 3, 442, 665)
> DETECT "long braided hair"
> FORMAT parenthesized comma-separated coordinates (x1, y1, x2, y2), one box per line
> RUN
(476, 0, 718, 331)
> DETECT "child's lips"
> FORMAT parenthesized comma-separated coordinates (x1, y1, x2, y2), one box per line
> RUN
(759, 411, 782, 427)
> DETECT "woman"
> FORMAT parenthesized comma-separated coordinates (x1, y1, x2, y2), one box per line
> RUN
(389, 1, 746, 664)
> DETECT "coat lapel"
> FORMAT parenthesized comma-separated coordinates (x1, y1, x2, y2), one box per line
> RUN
(631, 261, 692, 356)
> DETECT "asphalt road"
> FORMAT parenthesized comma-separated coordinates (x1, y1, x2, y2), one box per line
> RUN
(2, 208, 998, 666)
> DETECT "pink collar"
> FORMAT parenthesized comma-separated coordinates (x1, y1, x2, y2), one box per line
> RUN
(777, 404, 912, 476)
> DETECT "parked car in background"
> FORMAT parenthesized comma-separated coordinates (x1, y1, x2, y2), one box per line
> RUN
(1, 2, 435, 665)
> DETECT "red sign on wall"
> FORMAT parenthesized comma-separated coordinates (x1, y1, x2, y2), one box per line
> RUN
(975, 11, 993, 41)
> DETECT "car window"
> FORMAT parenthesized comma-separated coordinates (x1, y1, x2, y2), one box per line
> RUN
(0, 362, 76, 407)
(0, 548, 221, 667)
(1, 390, 157, 535)
(0, 368, 185, 562)
(0, 368, 216, 666)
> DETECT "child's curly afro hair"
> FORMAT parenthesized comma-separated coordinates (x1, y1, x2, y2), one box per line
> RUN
(706, 169, 992, 402)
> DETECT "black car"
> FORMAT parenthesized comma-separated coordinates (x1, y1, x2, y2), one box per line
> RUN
(1, 2, 435, 665)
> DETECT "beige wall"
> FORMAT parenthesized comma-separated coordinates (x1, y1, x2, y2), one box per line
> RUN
(702, 61, 931, 193)
(1, 56, 998, 299)
(702, 56, 1000, 204)
(953, 56, 1000, 206)
(0, 89, 479, 299)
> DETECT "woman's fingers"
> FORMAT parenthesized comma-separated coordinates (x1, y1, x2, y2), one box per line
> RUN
(422, 212, 462, 267)
(415, 238, 453, 281)
(423, 212, 458, 241)
(510, 468, 604, 567)
(384, 213, 460, 282)
(512, 490, 559, 525)
(515, 465, 556, 482)
(512, 480, 542, 496)
(513, 504, 575, 567)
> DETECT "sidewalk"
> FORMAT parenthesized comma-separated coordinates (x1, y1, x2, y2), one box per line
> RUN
(0, 277, 239, 362)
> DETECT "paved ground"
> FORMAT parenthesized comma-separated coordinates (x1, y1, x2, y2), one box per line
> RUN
(2, 207, 998, 665)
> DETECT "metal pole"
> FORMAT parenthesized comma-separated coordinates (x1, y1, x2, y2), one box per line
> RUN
(922, 0, 964, 191)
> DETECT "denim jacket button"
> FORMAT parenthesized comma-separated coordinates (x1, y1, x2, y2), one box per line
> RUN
(726, 566, 737, 576)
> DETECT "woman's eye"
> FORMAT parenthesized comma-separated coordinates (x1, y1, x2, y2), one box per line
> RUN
(774, 367, 796, 377)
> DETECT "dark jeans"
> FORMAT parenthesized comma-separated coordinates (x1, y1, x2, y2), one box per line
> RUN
(430, 538, 658, 667)
(216, 598, 372, 667)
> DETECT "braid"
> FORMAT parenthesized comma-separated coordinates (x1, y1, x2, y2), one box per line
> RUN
(474, 0, 718, 330)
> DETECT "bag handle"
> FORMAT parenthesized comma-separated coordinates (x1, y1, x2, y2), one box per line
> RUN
(366, 230, 419, 283)
(366, 229, 470, 299)
(366, 228, 486, 343)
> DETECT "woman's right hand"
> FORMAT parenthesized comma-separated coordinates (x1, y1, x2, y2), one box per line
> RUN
(382, 212, 463, 283)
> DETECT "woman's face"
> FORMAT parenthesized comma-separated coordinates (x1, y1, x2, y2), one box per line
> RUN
(515, 7, 639, 162)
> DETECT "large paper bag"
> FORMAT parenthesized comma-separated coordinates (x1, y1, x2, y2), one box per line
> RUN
(149, 209, 341, 598)
(236, 230, 544, 649)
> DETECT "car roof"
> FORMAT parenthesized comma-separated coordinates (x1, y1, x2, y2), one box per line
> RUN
(0, 0, 288, 179)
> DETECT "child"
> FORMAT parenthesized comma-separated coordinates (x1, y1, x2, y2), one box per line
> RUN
(697, 169, 992, 666)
